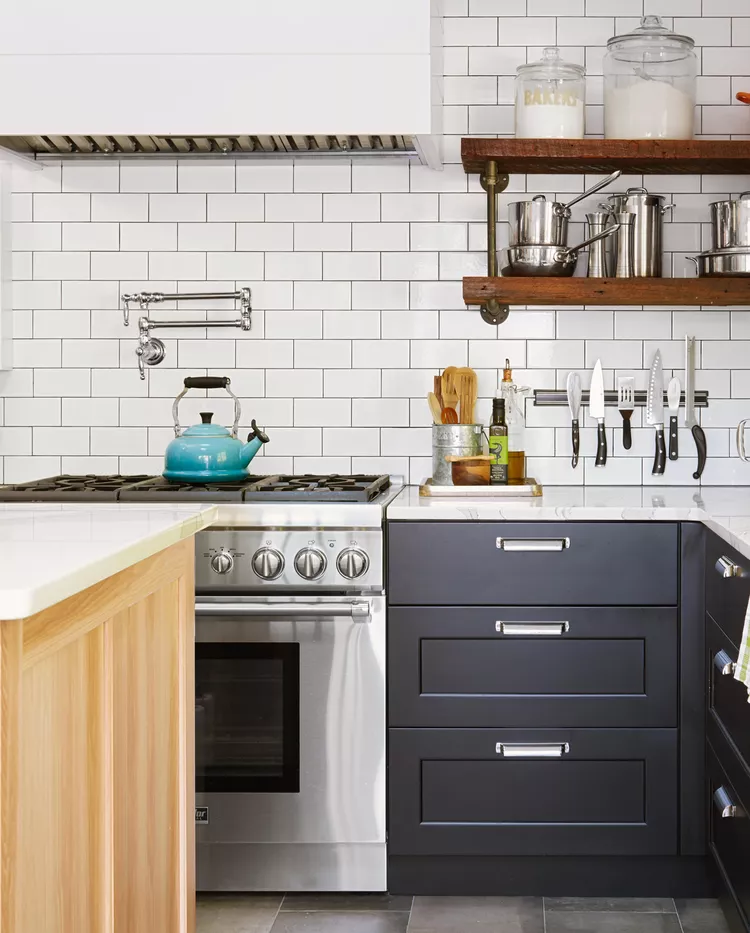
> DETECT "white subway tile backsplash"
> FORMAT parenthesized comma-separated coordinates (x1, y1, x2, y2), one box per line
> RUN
(352, 281, 409, 310)
(148, 252, 207, 280)
(293, 281, 351, 310)
(236, 162, 293, 193)
(14, 222, 61, 251)
(34, 194, 90, 222)
(206, 252, 264, 280)
(92, 194, 149, 222)
(323, 194, 380, 222)
(62, 162, 118, 194)
(121, 222, 177, 251)
(411, 223, 468, 251)
(120, 161, 176, 194)
(34, 369, 90, 397)
(149, 194, 207, 223)
(324, 253, 380, 281)
(295, 340, 351, 369)
(325, 368, 380, 397)
(295, 164, 351, 194)
(267, 194, 322, 223)
(91, 252, 148, 280)
(353, 163, 410, 193)
(295, 398, 351, 427)
(266, 312, 322, 340)
(178, 162, 235, 193)
(33, 251, 90, 281)
(5, 398, 61, 426)
(178, 223, 235, 252)
(352, 223, 410, 252)
(237, 223, 293, 252)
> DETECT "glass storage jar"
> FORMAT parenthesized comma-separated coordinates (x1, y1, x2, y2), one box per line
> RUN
(515, 48, 585, 139)
(604, 15, 697, 140)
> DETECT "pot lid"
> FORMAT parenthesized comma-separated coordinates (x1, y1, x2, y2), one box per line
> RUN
(182, 412, 232, 437)
(607, 15, 694, 51)
(516, 47, 584, 80)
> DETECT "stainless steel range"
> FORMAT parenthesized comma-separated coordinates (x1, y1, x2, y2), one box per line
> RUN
(0, 473, 399, 893)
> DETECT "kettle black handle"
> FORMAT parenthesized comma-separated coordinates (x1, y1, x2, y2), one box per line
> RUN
(183, 376, 230, 390)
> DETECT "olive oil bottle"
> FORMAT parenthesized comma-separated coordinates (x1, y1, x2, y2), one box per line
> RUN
(489, 396, 509, 485)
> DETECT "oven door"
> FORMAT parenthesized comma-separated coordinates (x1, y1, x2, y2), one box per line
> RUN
(194, 595, 386, 851)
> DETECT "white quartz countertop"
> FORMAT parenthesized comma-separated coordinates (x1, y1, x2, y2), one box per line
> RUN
(0, 503, 217, 620)
(387, 486, 750, 561)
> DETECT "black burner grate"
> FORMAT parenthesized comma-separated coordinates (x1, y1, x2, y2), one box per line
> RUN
(118, 476, 265, 503)
(0, 474, 153, 501)
(243, 474, 390, 502)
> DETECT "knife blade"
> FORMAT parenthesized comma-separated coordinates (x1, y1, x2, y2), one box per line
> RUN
(667, 377, 681, 461)
(567, 371, 582, 468)
(646, 350, 666, 476)
(685, 335, 707, 481)
(589, 360, 607, 467)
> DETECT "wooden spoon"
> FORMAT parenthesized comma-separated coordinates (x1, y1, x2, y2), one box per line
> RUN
(433, 375, 444, 410)
(441, 407, 459, 424)
(427, 392, 443, 424)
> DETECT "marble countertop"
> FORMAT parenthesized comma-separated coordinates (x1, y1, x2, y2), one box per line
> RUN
(387, 486, 750, 561)
(0, 503, 217, 619)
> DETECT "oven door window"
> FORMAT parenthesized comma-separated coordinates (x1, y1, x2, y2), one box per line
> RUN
(196, 643, 300, 793)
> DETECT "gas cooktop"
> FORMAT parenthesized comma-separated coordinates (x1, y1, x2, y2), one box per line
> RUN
(0, 474, 391, 504)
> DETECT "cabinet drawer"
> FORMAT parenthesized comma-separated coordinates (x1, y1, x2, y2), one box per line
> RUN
(388, 607, 677, 728)
(708, 738, 750, 931)
(388, 522, 678, 606)
(708, 614, 750, 772)
(388, 728, 677, 857)
(706, 533, 750, 649)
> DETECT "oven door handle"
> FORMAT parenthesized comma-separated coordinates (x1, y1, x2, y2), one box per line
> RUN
(194, 600, 372, 623)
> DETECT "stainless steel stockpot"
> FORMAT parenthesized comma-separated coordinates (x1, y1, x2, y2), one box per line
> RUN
(602, 186, 673, 277)
(687, 247, 750, 278)
(508, 170, 621, 247)
(710, 192, 750, 250)
(505, 224, 620, 277)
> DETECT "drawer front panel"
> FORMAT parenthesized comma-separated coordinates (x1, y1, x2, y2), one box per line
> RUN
(389, 728, 678, 857)
(706, 533, 750, 648)
(388, 607, 677, 728)
(708, 615, 750, 772)
(388, 522, 679, 606)
(708, 740, 750, 930)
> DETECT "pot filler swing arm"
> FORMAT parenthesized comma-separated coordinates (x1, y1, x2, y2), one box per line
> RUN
(121, 287, 253, 378)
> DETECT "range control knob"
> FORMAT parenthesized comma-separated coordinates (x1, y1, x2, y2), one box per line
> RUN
(294, 547, 327, 581)
(252, 547, 285, 581)
(210, 551, 234, 575)
(336, 547, 370, 580)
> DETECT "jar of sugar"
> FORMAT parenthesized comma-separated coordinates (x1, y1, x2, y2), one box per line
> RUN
(604, 15, 697, 140)
(515, 48, 585, 139)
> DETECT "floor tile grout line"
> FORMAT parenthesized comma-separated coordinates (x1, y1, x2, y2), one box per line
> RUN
(673, 898, 688, 933)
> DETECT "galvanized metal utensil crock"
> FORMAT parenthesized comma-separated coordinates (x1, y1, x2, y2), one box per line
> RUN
(432, 423, 483, 485)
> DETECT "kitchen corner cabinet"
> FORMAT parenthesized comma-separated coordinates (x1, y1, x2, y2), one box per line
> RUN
(386, 521, 707, 896)
(0, 540, 195, 933)
(705, 532, 750, 933)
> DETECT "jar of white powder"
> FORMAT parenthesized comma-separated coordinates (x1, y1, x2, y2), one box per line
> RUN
(515, 48, 585, 139)
(604, 15, 697, 140)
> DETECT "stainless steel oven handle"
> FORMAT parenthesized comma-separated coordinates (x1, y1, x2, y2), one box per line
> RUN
(194, 600, 371, 622)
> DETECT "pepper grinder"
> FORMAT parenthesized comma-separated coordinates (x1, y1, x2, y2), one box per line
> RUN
(613, 212, 636, 278)
(586, 212, 614, 277)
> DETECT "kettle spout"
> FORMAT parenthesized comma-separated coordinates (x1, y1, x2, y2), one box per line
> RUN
(240, 420, 269, 467)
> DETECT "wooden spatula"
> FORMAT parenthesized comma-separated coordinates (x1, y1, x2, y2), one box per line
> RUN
(455, 367, 478, 423)
(441, 367, 459, 422)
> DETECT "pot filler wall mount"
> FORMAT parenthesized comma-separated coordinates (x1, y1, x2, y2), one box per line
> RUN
(121, 287, 252, 377)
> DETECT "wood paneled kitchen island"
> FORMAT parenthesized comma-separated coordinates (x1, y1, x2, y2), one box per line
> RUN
(0, 504, 216, 933)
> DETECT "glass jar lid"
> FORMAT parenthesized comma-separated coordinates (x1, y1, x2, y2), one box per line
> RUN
(516, 47, 584, 80)
(607, 15, 695, 53)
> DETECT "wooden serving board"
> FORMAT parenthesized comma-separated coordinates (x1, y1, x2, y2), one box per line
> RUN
(420, 478, 542, 497)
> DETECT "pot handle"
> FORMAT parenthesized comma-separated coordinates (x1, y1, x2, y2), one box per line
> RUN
(740, 191, 750, 200)
(662, 202, 676, 216)
(625, 186, 649, 195)
(686, 255, 700, 277)
(172, 376, 242, 438)
(562, 170, 623, 214)
(560, 221, 621, 260)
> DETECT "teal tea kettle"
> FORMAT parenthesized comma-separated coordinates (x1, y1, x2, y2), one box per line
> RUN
(163, 376, 269, 483)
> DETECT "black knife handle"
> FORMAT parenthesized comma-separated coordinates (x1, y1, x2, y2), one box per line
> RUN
(652, 426, 666, 476)
(669, 416, 679, 460)
(595, 420, 607, 467)
(571, 419, 580, 468)
(622, 417, 632, 451)
(691, 424, 707, 480)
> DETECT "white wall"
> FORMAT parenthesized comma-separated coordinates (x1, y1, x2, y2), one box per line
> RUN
(3, 0, 750, 486)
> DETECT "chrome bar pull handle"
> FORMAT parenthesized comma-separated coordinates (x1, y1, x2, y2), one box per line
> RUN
(496, 537, 570, 552)
(714, 650, 737, 677)
(496, 743, 570, 758)
(194, 600, 371, 622)
(496, 621, 569, 636)
(716, 556, 742, 578)
(714, 786, 742, 819)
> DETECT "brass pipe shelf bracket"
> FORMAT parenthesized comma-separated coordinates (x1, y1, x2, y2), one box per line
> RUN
(478, 160, 509, 326)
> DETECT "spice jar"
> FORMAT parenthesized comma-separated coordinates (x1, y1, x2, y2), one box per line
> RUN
(515, 48, 585, 139)
(604, 15, 697, 140)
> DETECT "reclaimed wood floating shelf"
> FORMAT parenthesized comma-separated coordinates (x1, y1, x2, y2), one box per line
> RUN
(461, 138, 750, 176)
(463, 276, 750, 308)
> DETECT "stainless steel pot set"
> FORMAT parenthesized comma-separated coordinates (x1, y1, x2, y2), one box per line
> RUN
(688, 193, 750, 277)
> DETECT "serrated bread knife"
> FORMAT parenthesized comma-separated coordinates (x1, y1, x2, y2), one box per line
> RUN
(646, 350, 666, 476)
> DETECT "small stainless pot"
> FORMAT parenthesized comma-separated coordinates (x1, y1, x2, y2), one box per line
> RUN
(709, 192, 750, 250)
(508, 170, 621, 247)
(505, 224, 620, 277)
(687, 247, 750, 278)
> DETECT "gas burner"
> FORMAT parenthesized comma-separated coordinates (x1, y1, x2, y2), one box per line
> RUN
(118, 476, 267, 503)
(243, 475, 391, 503)
(0, 474, 153, 501)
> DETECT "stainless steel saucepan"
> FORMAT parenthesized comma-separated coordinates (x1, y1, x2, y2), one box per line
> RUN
(710, 192, 750, 250)
(504, 223, 620, 277)
(687, 247, 750, 277)
(508, 170, 622, 247)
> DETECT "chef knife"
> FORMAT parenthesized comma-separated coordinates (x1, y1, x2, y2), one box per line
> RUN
(685, 335, 707, 480)
(589, 360, 607, 467)
(646, 350, 666, 476)
(567, 371, 582, 468)
(667, 377, 681, 461)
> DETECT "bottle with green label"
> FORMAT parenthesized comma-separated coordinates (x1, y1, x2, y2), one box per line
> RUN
(489, 396, 509, 485)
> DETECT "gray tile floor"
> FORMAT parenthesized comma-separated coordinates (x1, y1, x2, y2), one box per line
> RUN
(197, 894, 731, 933)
